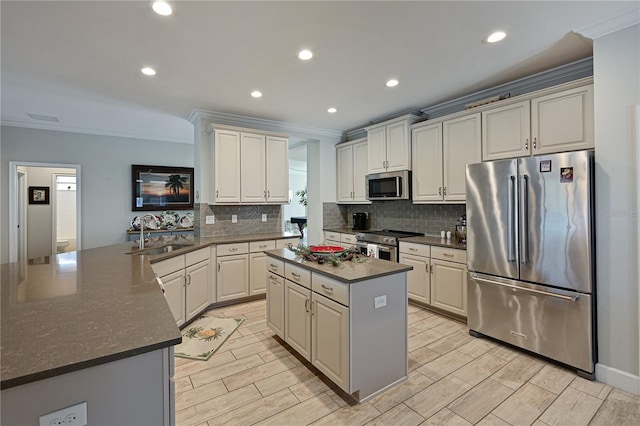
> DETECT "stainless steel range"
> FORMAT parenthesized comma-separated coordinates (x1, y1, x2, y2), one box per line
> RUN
(355, 229, 424, 262)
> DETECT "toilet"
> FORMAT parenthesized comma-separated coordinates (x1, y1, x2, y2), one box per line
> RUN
(56, 239, 70, 253)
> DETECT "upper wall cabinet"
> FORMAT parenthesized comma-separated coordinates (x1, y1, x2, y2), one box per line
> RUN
(336, 138, 370, 204)
(366, 114, 421, 174)
(210, 126, 289, 204)
(483, 84, 594, 161)
(412, 113, 481, 203)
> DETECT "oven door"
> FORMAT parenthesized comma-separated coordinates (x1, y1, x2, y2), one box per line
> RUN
(376, 244, 397, 262)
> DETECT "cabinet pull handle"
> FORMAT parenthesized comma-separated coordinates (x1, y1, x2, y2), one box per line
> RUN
(439, 187, 442, 196)
(229, 247, 238, 252)
(291, 272, 301, 279)
(409, 247, 417, 251)
(217, 263, 220, 272)
(216, 190, 219, 198)
(430, 264, 434, 274)
(321, 284, 333, 292)
(268, 190, 271, 198)
(443, 187, 447, 195)
(183, 276, 187, 287)
(187, 274, 191, 285)
(426, 263, 429, 273)
(533, 137, 537, 149)
(443, 253, 454, 257)
(259, 244, 267, 248)
(305, 298, 309, 312)
(269, 263, 278, 269)
(311, 300, 315, 316)
(264, 190, 267, 198)
(270, 275, 277, 281)
(525, 138, 529, 150)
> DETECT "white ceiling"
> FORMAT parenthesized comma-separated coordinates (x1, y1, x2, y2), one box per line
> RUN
(1, 1, 637, 144)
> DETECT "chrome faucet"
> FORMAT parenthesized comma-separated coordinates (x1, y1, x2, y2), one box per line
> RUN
(139, 214, 155, 250)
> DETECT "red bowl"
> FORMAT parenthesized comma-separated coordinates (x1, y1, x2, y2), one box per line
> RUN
(310, 245, 344, 255)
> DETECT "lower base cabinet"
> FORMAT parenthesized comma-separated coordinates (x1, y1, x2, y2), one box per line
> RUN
(217, 243, 249, 302)
(430, 258, 467, 317)
(266, 272, 285, 338)
(312, 292, 349, 390)
(284, 280, 312, 360)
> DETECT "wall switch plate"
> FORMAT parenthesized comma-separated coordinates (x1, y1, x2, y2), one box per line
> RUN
(205, 215, 215, 225)
(374, 295, 387, 309)
(262, 213, 267, 222)
(39, 402, 87, 426)
(232, 214, 238, 223)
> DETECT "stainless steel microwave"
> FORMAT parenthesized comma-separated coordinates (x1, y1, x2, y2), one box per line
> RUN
(366, 170, 411, 200)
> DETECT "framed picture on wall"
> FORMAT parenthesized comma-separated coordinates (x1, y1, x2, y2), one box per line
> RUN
(28, 186, 50, 204)
(131, 165, 194, 211)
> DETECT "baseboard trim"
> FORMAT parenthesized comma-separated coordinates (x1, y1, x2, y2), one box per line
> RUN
(595, 363, 640, 395)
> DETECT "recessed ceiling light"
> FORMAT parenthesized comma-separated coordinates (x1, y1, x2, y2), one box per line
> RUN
(327, 107, 337, 114)
(484, 31, 507, 44)
(386, 79, 399, 88)
(298, 49, 313, 60)
(141, 67, 156, 76)
(251, 90, 263, 98)
(152, 1, 172, 16)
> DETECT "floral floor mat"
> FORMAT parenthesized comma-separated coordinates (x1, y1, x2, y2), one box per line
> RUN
(174, 315, 245, 361)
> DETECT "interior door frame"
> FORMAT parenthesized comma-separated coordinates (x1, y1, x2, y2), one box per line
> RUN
(51, 173, 78, 255)
(8, 161, 82, 262)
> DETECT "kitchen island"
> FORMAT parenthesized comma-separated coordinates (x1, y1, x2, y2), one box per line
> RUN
(264, 248, 412, 402)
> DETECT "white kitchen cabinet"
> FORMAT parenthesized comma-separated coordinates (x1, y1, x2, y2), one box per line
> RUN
(411, 122, 443, 202)
(366, 114, 421, 174)
(212, 129, 242, 203)
(266, 272, 285, 338)
(531, 84, 594, 154)
(340, 233, 357, 248)
(284, 280, 312, 361)
(249, 240, 276, 295)
(276, 237, 299, 249)
(430, 246, 467, 317)
(412, 113, 480, 203)
(324, 231, 342, 246)
(336, 138, 370, 204)
(211, 125, 289, 204)
(216, 243, 249, 302)
(482, 83, 594, 161)
(311, 292, 349, 390)
(482, 100, 531, 161)
(443, 113, 481, 201)
(152, 247, 210, 326)
(399, 253, 430, 304)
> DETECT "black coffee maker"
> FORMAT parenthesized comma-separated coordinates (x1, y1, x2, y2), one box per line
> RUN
(352, 212, 367, 230)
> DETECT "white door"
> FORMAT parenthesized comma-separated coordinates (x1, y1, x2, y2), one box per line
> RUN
(311, 293, 349, 392)
(284, 280, 311, 361)
(412, 123, 443, 202)
(443, 113, 481, 201)
(266, 273, 285, 338)
(430, 259, 467, 317)
(162, 270, 186, 326)
(217, 254, 249, 301)
(336, 144, 354, 202)
(367, 126, 387, 174)
(240, 132, 267, 203)
(385, 120, 411, 171)
(249, 252, 267, 295)
(266, 136, 289, 203)
(186, 260, 210, 319)
(482, 101, 531, 161)
(352, 140, 369, 202)
(213, 129, 241, 203)
(399, 253, 430, 303)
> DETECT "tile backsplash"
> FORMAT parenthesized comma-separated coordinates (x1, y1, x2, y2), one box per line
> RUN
(323, 201, 465, 236)
(195, 203, 282, 237)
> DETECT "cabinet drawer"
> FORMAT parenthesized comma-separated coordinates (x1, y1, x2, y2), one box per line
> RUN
(152, 255, 185, 277)
(312, 273, 349, 306)
(186, 247, 209, 266)
(324, 231, 340, 242)
(217, 242, 249, 256)
(340, 233, 357, 245)
(285, 263, 311, 289)
(399, 242, 430, 257)
(250, 240, 276, 252)
(267, 258, 285, 276)
(431, 246, 466, 264)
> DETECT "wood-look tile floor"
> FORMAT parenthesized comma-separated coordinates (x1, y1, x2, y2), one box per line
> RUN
(174, 300, 639, 426)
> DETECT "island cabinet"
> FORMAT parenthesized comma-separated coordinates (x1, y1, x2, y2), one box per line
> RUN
(152, 247, 210, 327)
(209, 125, 289, 204)
(265, 250, 410, 402)
(482, 83, 594, 161)
(336, 138, 371, 204)
(365, 114, 421, 174)
(399, 242, 467, 318)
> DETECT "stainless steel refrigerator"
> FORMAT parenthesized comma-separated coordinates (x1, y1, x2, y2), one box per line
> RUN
(466, 150, 595, 378)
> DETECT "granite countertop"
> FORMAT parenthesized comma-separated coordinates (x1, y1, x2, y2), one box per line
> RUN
(401, 235, 467, 250)
(0, 231, 300, 390)
(265, 249, 412, 283)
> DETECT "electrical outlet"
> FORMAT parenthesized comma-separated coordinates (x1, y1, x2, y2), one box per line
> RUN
(262, 213, 267, 222)
(205, 215, 215, 225)
(232, 214, 237, 223)
(374, 295, 387, 309)
(39, 402, 87, 426)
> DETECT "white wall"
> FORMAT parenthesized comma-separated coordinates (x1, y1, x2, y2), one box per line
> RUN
(593, 23, 639, 393)
(1, 126, 194, 263)
(306, 137, 339, 245)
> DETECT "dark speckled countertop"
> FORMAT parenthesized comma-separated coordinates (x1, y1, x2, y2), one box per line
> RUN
(0, 232, 300, 390)
(265, 249, 412, 283)
(401, 235, 467, 250)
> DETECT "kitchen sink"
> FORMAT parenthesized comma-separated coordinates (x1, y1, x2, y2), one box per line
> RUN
(127, 244, 193, 255)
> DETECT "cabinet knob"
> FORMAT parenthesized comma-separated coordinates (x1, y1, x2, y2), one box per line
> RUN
(443, 187, 447, 195)
(216, 190, 219, 198)
(533, 137, 537, 149)
(525, 139, 529, 150)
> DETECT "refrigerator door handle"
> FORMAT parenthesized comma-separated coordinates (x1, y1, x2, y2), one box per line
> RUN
(508, 176, 516, 262)
(471, 275, 579, 302)
(520, 175, 529, 264)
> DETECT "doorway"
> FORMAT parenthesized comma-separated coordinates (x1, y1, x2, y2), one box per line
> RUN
(9, 161, 82, 262)
(284, 143, 308, 243)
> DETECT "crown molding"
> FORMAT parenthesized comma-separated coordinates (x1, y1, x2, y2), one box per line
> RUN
(0, 119, 193, 144)
(575, 6, 640, 39)
(188, 109, 343, 141)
